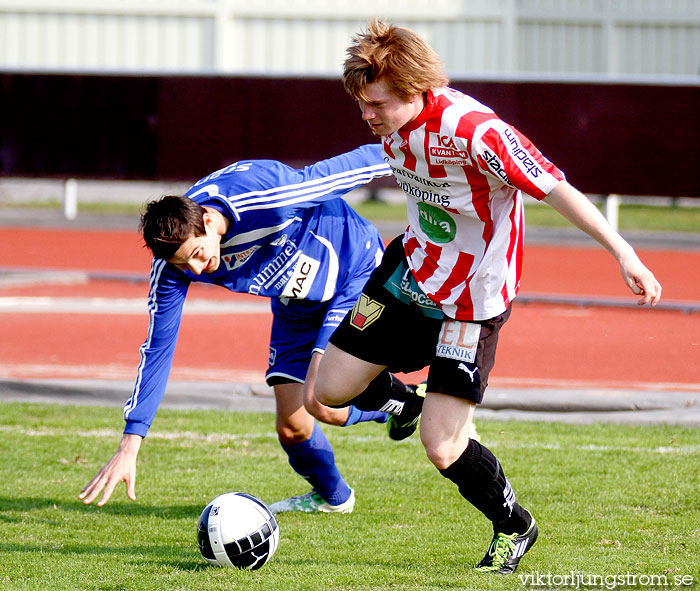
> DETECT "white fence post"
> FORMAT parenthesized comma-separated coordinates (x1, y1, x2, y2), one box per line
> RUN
(63, 178, 78, 220)
(604, 193, 620, 231)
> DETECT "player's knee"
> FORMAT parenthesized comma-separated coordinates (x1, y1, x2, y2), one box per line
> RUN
(422, 437, 464, 471)
(276, 421, 311, 446)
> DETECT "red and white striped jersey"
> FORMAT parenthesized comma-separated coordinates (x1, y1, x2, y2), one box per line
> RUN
(383, 87, 565, 321)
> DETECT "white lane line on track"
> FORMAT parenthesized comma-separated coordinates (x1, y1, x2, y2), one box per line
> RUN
(0, 296, 270, 315)
(490, 377, 700, 393)
(0, 363, 267, 382)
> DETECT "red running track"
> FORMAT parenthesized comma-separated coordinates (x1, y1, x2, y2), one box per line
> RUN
(1, 226, 698, 391)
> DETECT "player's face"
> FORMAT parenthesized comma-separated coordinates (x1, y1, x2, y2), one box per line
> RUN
(357, 77, 425, 137)
(167, 220, 221, 275)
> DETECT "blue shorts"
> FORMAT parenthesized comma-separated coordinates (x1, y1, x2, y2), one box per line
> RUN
(265, 245, 383, 385)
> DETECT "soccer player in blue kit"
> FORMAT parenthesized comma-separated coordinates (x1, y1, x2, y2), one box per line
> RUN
(79, 144, 419, 513)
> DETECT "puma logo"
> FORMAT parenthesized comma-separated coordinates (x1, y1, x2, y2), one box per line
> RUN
(248, 550, 268, 569)
(458, 362, 478, 382)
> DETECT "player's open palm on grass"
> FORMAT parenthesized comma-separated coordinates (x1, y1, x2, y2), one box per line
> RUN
(79, 433, 141, 506)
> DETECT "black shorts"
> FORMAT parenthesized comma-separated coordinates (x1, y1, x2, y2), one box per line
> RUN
(329, 235, 511, 404)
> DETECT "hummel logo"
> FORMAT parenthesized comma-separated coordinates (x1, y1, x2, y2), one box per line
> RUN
(458, 362, 478, 382)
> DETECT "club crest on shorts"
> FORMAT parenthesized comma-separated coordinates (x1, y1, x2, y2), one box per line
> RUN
(349, 294, 385, 331)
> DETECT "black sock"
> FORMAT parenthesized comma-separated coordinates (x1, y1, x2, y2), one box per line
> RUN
(439, 439, 530, 533)
(330, 371, 423, 418)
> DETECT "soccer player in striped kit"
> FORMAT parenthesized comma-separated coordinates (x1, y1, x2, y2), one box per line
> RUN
(79, 144, 417, 514)
(315, 20, 662, 574)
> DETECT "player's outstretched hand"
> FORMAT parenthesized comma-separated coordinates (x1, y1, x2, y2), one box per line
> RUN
(79, 433, 142, 506)
(619, 254, 662, 306)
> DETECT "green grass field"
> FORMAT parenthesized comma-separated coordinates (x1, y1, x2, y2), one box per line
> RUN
(1, 402, 698, 591)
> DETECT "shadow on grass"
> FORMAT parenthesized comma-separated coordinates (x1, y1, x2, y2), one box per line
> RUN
(0, 496, 219, 571)
(0, 495, 201, 519)
(0, 540, 209, 571)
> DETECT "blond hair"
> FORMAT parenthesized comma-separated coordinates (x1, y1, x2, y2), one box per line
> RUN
(343, 18, 449, 103)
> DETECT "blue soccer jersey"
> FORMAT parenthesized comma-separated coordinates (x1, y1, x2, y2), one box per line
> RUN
(123, 144, 392, 437)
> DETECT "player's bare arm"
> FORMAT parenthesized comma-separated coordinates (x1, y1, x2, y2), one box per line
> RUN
(543, 181, 662, 306)
(79, 433, 142, 506)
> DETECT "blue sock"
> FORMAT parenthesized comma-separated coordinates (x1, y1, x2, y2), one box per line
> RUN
(281, 423, 352, 506)
(344, 405, 389, 426)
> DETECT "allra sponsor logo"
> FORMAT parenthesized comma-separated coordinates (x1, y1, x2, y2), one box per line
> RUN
(417, 202, 456, 244)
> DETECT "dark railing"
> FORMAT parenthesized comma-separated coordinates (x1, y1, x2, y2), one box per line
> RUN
(1, 72, 698, 197)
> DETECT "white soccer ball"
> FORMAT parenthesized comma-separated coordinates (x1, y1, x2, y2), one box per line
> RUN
(197, 492, 280, 569)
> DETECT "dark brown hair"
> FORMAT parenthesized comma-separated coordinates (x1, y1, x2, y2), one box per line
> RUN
(139, 195, 206, 260)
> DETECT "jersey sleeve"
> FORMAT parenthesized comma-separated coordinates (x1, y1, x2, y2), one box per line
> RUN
(190, 144, 392, 225)
(294, 143, 393, 203)
(470, 120, 565, 200)
(122, 259, 189, 438)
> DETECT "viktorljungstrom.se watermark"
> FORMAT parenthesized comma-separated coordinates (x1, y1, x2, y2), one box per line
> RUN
(519, 571, 696, 590)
